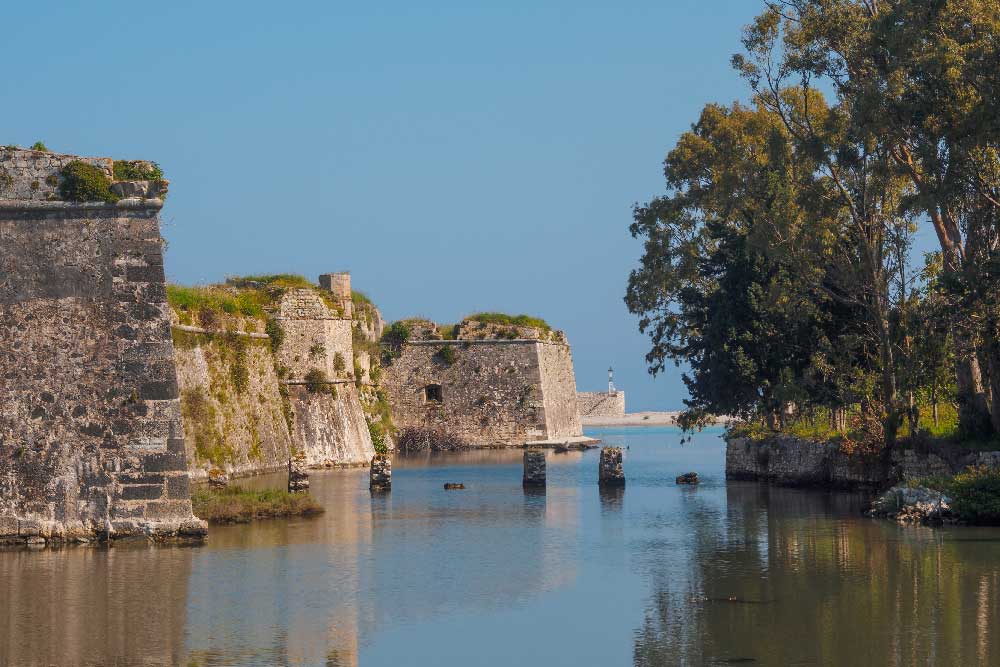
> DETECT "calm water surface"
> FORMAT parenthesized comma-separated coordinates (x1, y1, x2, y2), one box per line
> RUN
(3, 426, 1000, 666)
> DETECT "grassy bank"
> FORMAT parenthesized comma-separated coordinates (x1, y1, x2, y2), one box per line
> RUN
(908, 467, 1000, 525)
(192, 485, 324, 523)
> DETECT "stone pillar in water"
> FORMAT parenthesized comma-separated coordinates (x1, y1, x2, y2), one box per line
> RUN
(288, 451, 310, 493)
(370, 454, 392, 492)
(523, 449, 546, 487)
(598, 447, 625, 487)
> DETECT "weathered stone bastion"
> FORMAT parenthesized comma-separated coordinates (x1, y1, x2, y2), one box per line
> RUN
(170, 273, 377, 477)
(382, 319, 584, 446)
(0, 147, 205, 544)
(577, 391, 626, 418)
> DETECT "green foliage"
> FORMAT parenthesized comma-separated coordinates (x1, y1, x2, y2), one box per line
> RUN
(381, 321, 411, 364)
(368, 421, 389, 456)
(438, 324, 459, 340)
(333, 351, 346, 372)
(167, 284, 266, 322)
(112, 160, 164, 181)
(464, 312, 550, 331)
(947, 467, 1000, 525)
(30, 141, 48, 152)
(181, 387, 231, 466)
(434, 345, 457, 366)
(310, 342, 327, 360)
(265, 317, 285, 351)
(353, 359, 364, 386)
(227, 334, 250, 394)
(304, 368, 329, 394)
(59, 161, 118, 203)
(351, 290, 373, 306)
(192, 485, 324, 523)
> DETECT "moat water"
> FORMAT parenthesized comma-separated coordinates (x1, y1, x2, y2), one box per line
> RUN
(3, 426, 1000, 666)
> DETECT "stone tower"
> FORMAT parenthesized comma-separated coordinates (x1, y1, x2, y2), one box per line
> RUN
(319, 271, 352, 318)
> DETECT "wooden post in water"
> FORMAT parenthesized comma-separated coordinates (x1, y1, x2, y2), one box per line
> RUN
(523, 449, 546, 488)
(598, 447, 625, 487)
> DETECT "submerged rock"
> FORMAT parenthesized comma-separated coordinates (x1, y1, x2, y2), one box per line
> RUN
(676, 472, 699, 485)
(443, 483, 465, 490)
(867, 485, 953, 526)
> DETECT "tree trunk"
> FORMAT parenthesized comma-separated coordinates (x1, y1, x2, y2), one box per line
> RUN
(954, 327, 992, 437)
(984, 324, 1000, 433)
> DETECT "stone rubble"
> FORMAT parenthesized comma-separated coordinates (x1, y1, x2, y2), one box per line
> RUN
(288, 451, 310, 493)
(599, 447, 626, 487)
(676, 472, 699, 485)
(522, 449, 546, 487)
(369, 455, 391, 492)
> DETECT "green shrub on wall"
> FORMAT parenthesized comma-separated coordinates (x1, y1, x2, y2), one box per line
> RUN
(59, 161, 118, 203)
(112, 160, 164, 181)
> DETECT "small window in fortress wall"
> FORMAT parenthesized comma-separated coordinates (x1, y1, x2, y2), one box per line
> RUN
(423, 384, 443, 403)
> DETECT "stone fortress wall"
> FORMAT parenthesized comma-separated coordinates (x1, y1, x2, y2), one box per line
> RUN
(577, 391, 626, 418)
(0, 147, 205, 544)
(381, 320, 584, 446)
(171, 273, 375, 476)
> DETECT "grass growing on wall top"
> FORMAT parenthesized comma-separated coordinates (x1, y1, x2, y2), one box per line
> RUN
(228, 274, 314, 290)
(464, 313, 551, 331)
(168, 285, 267, 321)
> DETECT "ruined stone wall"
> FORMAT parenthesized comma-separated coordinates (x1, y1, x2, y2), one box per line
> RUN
(576, 391, 626, 418)
(172, 325, 293, 479)
(382, 340, 582, 446)
(537, 342, 584, 439)
(0, 148, 204, 543)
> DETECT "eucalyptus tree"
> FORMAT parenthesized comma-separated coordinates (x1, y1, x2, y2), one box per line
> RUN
(734, 0, 1000, 435)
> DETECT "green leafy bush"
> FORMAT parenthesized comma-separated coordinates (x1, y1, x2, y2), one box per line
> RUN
(265, 317, 285, 351)
(434, 346, 457, 366)
(948, 466, 1000, 525)
(304, 368, 329, 394)
(30, 141, 48, 152)
(381, 321, 411, 364)
(113, 160, 164, 181)
(369, 421, 388, 456)
(59, 161, 118, 203)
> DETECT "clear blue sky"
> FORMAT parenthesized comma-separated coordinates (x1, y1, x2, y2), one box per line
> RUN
(4, 0, 765, 411)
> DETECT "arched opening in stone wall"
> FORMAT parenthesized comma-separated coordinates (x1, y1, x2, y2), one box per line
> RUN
(423, 384, 443, 403)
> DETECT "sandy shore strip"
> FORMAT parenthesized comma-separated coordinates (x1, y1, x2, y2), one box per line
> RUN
(581, 412, 732, 427)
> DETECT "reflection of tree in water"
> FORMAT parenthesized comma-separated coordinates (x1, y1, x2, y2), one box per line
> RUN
(634, 483, 1000, 665)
